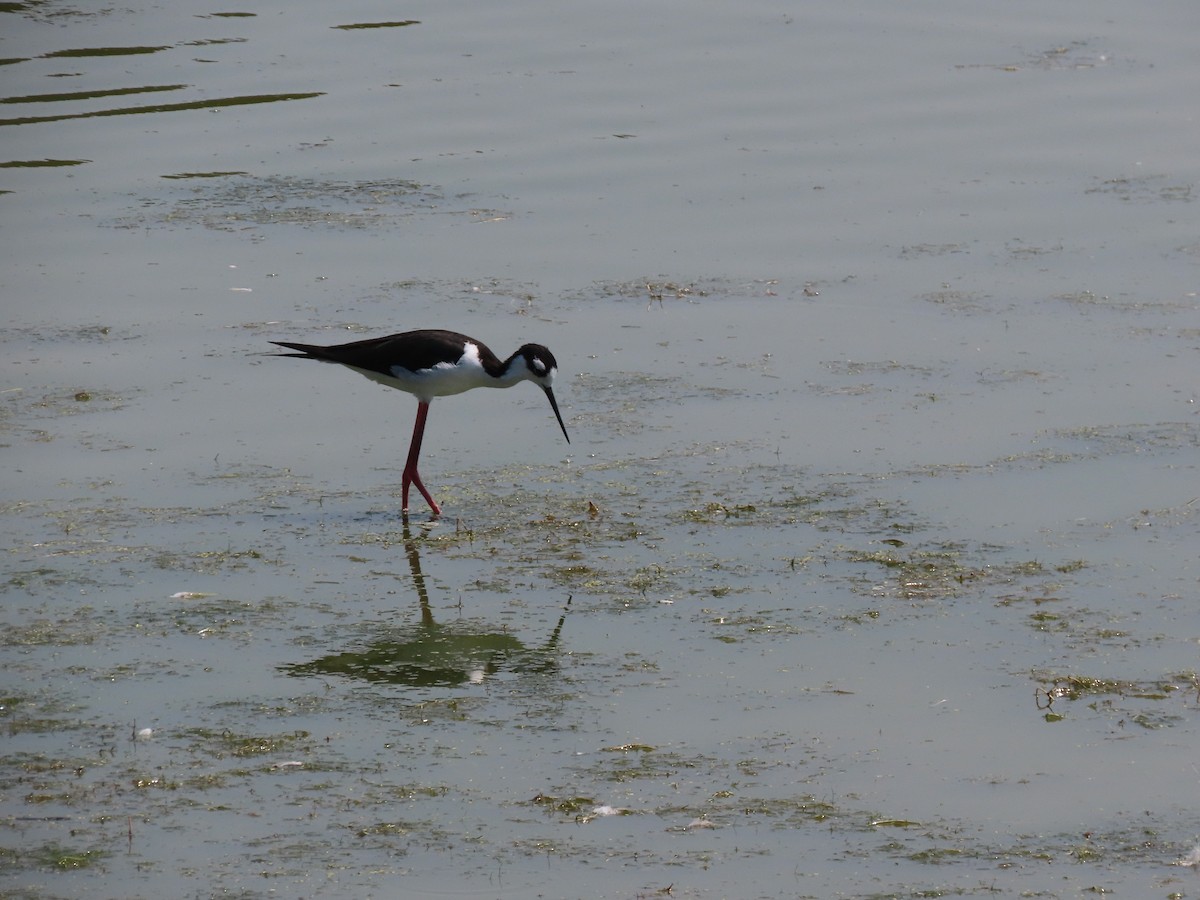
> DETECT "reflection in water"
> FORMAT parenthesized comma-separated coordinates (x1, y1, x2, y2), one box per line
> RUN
(280, 523, 570, 688)
(1, 84, 187, 104)
(0, 92, 324, 128)
(41, 45, 172, 58)
(331, 20, 420, 31)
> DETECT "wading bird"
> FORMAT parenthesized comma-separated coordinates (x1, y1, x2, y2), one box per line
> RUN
(271, 329, 569, 515)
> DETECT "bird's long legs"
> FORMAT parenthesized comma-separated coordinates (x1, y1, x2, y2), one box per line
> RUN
(402, 401, 441, 516)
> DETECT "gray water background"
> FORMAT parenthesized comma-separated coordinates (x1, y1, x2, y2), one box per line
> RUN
(2, 1, 1199, 897)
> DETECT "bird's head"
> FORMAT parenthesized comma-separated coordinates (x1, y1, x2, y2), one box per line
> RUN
(516, 344, 570, 444)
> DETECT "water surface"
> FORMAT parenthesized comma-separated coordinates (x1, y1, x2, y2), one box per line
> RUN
(2, 0, 1199, 897)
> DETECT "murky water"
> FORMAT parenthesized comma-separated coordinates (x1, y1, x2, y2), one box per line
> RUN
(3, 0, 1199, 897)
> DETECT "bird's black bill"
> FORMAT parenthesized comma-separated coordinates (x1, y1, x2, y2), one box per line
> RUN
(544, 386, 570, 444)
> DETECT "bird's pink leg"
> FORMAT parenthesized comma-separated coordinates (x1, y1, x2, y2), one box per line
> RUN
(402, 401, 442, 516)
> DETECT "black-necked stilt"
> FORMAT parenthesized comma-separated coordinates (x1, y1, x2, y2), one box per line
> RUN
(270, 329, 569, 516)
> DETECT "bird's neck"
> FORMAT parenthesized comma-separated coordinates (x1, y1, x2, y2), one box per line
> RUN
(494, 353, 532, 386)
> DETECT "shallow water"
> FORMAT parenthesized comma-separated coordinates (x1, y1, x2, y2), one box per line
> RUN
(3, 0, 1199, 898)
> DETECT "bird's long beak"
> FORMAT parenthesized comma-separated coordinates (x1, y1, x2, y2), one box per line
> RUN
(544, 386, 570, 444)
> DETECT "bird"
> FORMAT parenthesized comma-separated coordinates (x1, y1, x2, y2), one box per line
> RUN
(270, 329, 570, 516)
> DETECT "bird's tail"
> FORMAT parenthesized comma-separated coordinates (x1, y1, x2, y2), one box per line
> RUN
(270, 341, 328, 360)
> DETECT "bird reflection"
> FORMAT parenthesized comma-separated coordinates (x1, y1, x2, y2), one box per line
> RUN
(279, 522, 570, 688)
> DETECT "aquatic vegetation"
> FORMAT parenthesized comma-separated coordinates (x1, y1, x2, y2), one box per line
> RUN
(1033, 671, 1199, 727)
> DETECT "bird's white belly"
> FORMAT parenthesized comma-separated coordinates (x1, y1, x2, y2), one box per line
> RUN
(348, 344, 495, 402)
